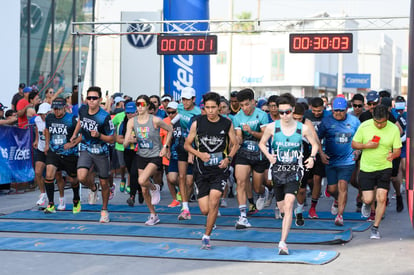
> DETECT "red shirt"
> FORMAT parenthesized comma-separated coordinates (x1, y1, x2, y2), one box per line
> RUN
(16, 98, 29, 128)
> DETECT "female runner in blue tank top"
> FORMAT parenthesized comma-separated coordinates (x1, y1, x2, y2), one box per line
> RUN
(259, 93, 319, 255)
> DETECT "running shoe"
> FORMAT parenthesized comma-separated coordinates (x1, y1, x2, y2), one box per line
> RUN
(247, 203, 258, 215)
(370, 227, 381, 239)
(396, 195, 404, 212)
(150, 184, 161, 205)
(264, 190, 274, 208)
(168, 199, 180, 208)
(88, 185, 98, 205)
(220, 198, 228, 208)
(201, 237, 211, 250)
(294, 209, 305, 226)
(36, 193, 46, 206)
(274, 207, 283, 220)
(324, 188, 331, 198)
(256, 189, 268, 211)
(127, 196, 135, 207)
(367, 211, 376, 222)
(176, 191, 182, 202)
(109, 183, 116, 200)
(308, 206, 319, 219)
(138, 192, 144, 204)
(178, 209, 191, 220)
(73, 200, 81, 214)
(278, 241, 289, 255)
(235, 216, 251, 229)
(120, 180, 126, 192)
(331, 200, 338, 215)
(126, 185, 131, 194)
(57, 197, 66, 211)
(145, 215, 160, 226)
(99, 210, 110, 223)
(44, 204, 56, 214)
(361, 203, 371, 218)
(335, 214, 344, 226)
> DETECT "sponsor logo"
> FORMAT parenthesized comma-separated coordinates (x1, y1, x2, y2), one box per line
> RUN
(127, 20, 155, 48)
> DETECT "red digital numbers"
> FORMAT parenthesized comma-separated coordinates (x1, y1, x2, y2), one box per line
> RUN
(157, 35, 217, 55)
(289, 33, 353, 53)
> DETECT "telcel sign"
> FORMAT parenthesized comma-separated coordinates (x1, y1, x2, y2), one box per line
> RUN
(344, 73, 371, 89)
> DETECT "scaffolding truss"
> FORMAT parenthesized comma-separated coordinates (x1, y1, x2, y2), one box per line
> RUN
(71, 16, 409, 36)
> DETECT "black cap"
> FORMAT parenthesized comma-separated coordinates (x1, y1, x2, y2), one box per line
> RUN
(51, 98, 66, 109)
(19, 83, 26, 89)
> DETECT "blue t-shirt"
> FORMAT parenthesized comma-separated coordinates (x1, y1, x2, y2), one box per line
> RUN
(155, 108, 167, 119)
(177, 104, 201, 138)
(318, 113, 360, 167)
(46, 112, 78, 156)
(78, 105, 114, 155)
(304, 109, 332, 132)
(232, 107, 268, 142)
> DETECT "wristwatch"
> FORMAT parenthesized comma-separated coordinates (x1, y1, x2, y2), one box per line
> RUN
(310, 155, 316, 161)
(227, 156, 233, 162)
(163, 144, 169, 149)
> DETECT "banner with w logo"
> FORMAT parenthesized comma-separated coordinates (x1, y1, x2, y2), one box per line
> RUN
(0, 126, 35, 184)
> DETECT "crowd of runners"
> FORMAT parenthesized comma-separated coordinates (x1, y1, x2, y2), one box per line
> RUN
(0, 83, 407, 255)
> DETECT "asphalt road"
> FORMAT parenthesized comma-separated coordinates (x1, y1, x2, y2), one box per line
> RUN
(0, 178, 413, 275)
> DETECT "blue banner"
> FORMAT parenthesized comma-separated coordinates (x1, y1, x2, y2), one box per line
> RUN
(0, 126, 35, 184)
(344, 73, 371, 88)
(163, 0, 210, 104)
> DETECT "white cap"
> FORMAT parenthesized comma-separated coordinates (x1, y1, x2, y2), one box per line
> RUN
(161, 95, 172, 102)
(181, 87, 195, 99)
(38, 103, 51, 114)
(114, 96, 125, 104)
(167, 101, 178, 110)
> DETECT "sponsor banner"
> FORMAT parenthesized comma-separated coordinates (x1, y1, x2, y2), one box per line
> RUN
(315, 72, 337, 89)
(0, 126, 34, 184)
(120, 12, 161, 98)
(163, 0, 210, 104)
(344, 73, 371, 88)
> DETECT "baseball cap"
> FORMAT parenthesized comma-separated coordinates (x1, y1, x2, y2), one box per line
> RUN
(181, 87, 195, 99)
(256, 98, 267, 109)
(161, 95, 172, 102)
(23, 87, 32, 93)
(51, 98, 66, 109)
(366, 91, 379, 103)
(0, 102, 8, 110)
(167, 101, 178, 110)
(37, 103, 51, 114)
(380, 97, 392, 108)
(114, 96, 125, 104)
(332, 97, 347, 110)
(395, 95, 406, 102)
(125, 101, 137, 113)
(19, 83, 26, 89)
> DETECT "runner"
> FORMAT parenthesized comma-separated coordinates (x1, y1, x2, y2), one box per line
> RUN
(43, 98, 82, 214)
(232, 88, 269, 229)
(70, 86, 115, 223)
(259, 93, 319, 255)
(184, 92, 239, 249)
(352, 104, 402, 239)
(123, 95, 173, 225)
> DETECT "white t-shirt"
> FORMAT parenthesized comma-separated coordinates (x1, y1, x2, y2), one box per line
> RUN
(35, 116, 46, 152)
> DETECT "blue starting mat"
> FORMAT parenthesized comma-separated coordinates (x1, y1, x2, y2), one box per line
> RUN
(0, 210, 371, 232)
(0, 237, 339, 264)
(0, 221, 352, 244)
(64, 204, 367, 221)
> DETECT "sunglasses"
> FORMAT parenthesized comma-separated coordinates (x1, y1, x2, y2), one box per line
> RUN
(136, 101, 147, 107)
(367, 102, 378, 106)
(333, 109, 346, 112)
(279, 109, 293, 116)
(86, 96, 99, 101)
(353, 104, 363, 108)
(167, 111, 177, 115)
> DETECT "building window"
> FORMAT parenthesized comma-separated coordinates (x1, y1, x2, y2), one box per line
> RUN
(271, 48, 284, 81)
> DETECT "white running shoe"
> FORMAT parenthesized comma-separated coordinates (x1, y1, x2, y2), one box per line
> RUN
(150, 184, 161, 205)
(145, 215, 160, 226)
(220, 198, 228, 208)
(57, 197, 66, 211)
(331, 200, 338, 215)
(235, 216, 251, 229)
(36, 193, 47, 206)
(88, 186, 98, 205)
(256, 187, 269, 211)
(361, 203, 371, 218)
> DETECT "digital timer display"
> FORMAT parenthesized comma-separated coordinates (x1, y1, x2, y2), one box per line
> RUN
(157, 35, 217, 55)
(289, 33, 353, 53)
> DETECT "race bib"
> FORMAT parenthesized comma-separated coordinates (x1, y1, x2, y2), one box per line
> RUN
(138, 139, 153, 149)
(204, 152, 223, 166)
(52, 135, 66, 146)
(89, 144, 102, 154)
(242, 140, 259, 152)
(335, 133, 351, 144)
